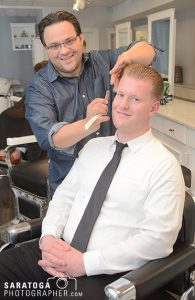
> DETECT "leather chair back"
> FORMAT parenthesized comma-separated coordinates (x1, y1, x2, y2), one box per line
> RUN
(176, 191, 195, 245)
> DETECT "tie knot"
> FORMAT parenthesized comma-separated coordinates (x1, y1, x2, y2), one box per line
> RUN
(115, 141, 127, 154)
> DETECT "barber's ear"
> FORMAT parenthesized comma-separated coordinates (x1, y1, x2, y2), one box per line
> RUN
(150, 100, 160, 115)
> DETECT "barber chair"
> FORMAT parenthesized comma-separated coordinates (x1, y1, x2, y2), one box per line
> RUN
(105, 192, 195, 300)
(2, 192, 195, 300)
(0, 135, 49, 243)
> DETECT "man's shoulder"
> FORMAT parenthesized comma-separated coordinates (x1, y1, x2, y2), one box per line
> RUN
(151, 136, 179, 164)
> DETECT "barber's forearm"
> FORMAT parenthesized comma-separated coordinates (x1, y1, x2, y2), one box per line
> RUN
(128, 42, 155, 65)
(52, 96, 110, 149)
(52, 116, 109, 149)
(52, 119, 90, 148)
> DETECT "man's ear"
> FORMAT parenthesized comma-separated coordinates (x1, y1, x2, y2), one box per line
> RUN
(79, 33, 84, 43)
(150, 100, 160, 116)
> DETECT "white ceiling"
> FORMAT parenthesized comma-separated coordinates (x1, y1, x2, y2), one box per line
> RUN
(0, 0, 195, 18)
(0, 0, 126, 17)
(0, 0, 125, 9)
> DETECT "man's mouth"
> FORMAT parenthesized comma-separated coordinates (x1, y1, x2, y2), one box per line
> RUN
(60, 53, 74, 62)
(117, 111, 131, 117)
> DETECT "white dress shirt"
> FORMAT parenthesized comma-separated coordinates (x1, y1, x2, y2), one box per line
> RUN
(42, 130, 185, 276)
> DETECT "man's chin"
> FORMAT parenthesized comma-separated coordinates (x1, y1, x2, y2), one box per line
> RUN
(58, 65, 79, 77)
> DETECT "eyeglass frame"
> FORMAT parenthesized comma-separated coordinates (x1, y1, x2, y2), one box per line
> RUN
(45, 35, 79, 51)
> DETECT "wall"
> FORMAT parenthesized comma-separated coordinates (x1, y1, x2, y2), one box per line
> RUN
(112, 0, 175, 22)
(0, 6, 114, 89)
(1, 1, 195, 87)
(42, 6, 114, 49)
(111, 0, 195, 86)
(0, 15, 36, 89)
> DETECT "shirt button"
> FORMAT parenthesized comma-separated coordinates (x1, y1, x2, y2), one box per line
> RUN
(82, 94, 85, 98)
(96, 132, 100, 135)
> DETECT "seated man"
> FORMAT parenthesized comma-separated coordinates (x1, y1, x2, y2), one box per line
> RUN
(0, 64, 185, 300)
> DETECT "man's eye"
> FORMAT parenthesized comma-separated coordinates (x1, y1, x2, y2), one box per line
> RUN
(66, 39, 74, 45)
(131, 97, 139, 102)
(117, 93, 124, 98)
(50, 44, 59, 50)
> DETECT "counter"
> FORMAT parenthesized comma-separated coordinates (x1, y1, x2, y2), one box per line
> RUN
(151, 98, 195, 199)
(157, 98, 195, 129)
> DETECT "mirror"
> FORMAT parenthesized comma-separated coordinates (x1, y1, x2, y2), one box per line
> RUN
(148, 9, 176, 95)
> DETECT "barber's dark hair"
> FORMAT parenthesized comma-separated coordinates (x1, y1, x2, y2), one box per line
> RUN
(38, 10, 82, 46)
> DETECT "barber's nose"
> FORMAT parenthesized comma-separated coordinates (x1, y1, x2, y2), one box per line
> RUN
(59, 43, 70, 52)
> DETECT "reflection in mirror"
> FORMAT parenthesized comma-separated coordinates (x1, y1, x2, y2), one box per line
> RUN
(134, 25, 147, 41)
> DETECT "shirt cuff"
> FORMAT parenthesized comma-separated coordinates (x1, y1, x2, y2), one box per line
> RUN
(16, 146, 26, 153)
(83, 250, 103, 276)
(48, 122, 75, 155)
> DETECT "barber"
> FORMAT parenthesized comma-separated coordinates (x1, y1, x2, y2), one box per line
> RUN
(26, 10, 156, 194)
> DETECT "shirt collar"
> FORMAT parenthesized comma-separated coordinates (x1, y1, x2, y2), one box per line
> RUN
(114, 129, 153, 153)
(47, 60, 61, 82)
(83, 52, 89, 63)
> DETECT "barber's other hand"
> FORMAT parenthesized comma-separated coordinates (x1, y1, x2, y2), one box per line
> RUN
(110, 51, 132, 91)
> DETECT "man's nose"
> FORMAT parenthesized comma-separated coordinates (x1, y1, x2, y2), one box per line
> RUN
(59, 43, 70, 52)
(119, 98, 129, 109)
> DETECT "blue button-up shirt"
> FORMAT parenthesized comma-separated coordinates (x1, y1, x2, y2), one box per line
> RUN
(25, 45, 139, 193)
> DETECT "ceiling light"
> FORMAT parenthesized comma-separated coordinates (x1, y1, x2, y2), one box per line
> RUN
(73, 0, 86, 11)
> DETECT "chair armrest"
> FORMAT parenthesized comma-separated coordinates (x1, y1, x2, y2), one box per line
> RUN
(6, 218, 42, 245)
(105, 244, 195, 300)
(6, 135, 37, 147)
(5, 135, 37, 167)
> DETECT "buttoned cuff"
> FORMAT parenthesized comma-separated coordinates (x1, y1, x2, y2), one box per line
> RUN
(41, 224, 64, 240)
(83, 250, 103, 276)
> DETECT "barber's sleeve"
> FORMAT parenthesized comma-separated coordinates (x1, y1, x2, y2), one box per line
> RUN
(48, 122, 76, 155)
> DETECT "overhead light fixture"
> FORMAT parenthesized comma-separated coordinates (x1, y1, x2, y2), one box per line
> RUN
(73, 0, 86, 11)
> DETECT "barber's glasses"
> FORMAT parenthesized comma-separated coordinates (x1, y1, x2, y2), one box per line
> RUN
(45, 36, 78, 51)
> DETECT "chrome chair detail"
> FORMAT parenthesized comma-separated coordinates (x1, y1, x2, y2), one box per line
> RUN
(0, 135, 49, 243)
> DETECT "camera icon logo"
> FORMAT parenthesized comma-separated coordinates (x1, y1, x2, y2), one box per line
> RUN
(47, 276, 77, 290)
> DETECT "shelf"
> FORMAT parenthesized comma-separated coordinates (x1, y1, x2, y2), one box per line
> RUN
(10, 23, 36, 51)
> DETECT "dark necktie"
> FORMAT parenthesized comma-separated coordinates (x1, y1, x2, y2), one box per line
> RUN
(71, 141, 127, 252)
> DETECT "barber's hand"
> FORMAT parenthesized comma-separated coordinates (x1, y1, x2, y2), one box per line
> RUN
(38, 235, 86, 278)
(110, 51, 132, 91)
(85, 96, 110, 132)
